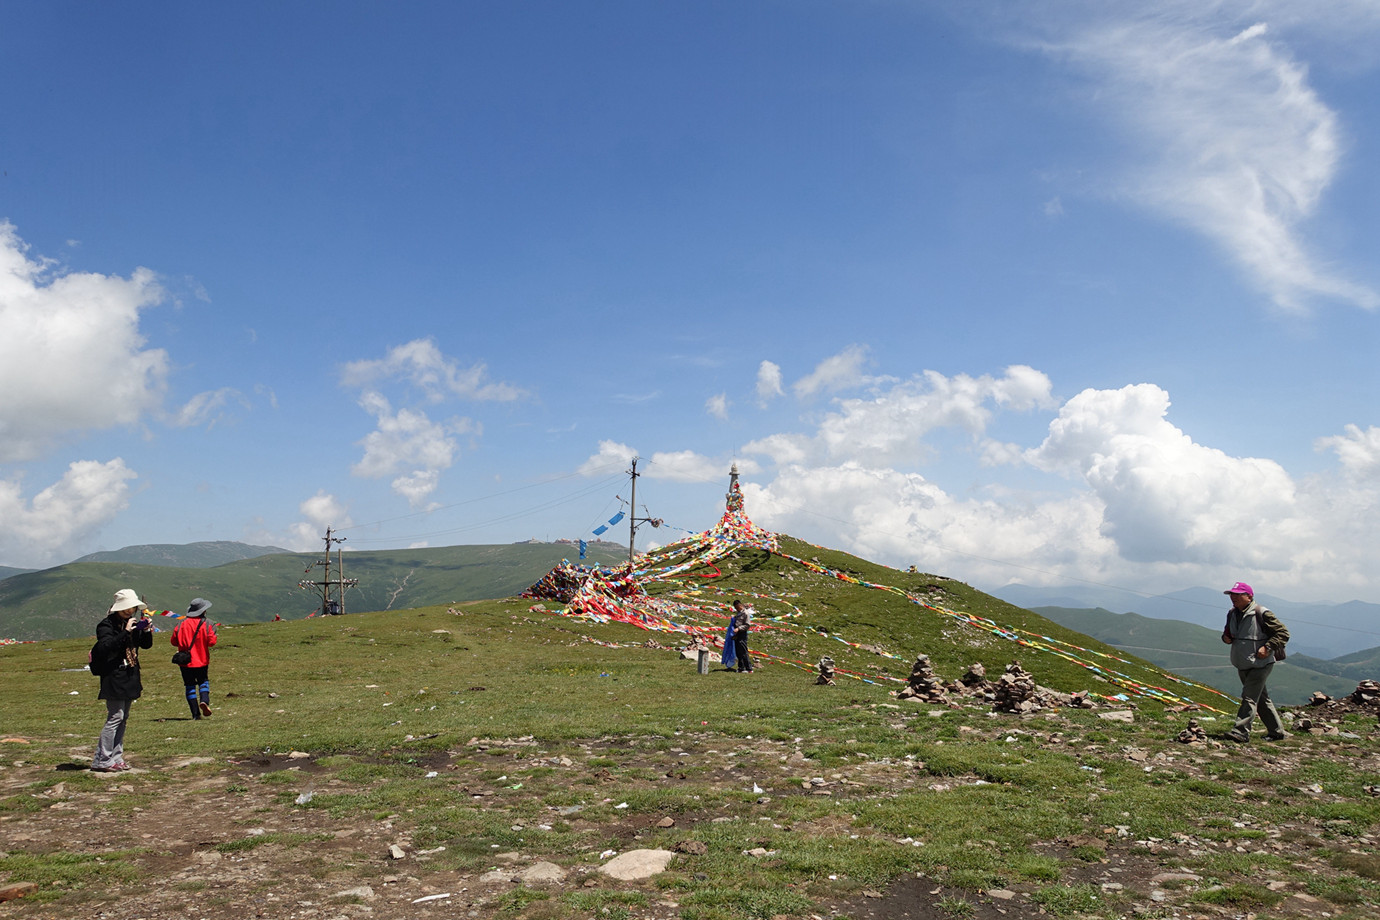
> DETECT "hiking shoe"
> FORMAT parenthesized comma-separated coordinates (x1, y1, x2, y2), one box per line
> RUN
(200, 701, 212, 717)
(1266, 731, 1290, 741)
(1226, 732, 1249, 744)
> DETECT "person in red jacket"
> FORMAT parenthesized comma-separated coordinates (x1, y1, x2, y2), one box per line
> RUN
(171, 598, 218, 719)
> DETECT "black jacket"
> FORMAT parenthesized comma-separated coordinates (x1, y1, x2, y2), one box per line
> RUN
(95, 612, 153, 700)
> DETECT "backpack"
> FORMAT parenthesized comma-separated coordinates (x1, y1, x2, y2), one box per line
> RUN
(89, 640, 117, 677)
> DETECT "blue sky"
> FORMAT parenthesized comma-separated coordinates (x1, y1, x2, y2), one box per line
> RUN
(1, 1, 1377, 605)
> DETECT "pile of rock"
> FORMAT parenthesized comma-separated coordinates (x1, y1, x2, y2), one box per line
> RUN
(894, 654, 949, 703)
(992, 661, 1043, 713)
(815, 657, 836, 685)
(1062, 690, 1098, 709)
(1176, 718, 1208, 744)
(959, 662, 992, 693)
(1305, 680, 1380, 714)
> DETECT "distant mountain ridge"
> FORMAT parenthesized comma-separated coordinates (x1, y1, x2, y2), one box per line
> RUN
(1029, 606, 1377, 705)
(72, 541, 290, 568)
(992, 583, 1380, 660)
(0, 541, 629, 641)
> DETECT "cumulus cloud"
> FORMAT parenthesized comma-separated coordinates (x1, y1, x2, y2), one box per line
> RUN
(732, 365, 1378, 599)
(747, 462, 1116, 584)
(756, 360, 784, 406)
(284, 491, 354, 551)
(577, 440, 637, 477)
(340, 338, 523, 403)
(1023, 4, 1378, 311)
(0, 222, 169, 461)
(0, 459, 138, 566)
(1317, 424, 1380, 483)
(341, 340, 522, 507)
(577, 441, 759, 484)
(1026, 384, 1306, 566)
(752, 365, 1056, 467)
(350, 391, 474, 508)
(706, 393, 728, 420)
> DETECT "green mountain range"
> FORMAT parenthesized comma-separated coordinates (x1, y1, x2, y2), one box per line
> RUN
(1032, 606, 1377, 705)
(0, 541, 629, 641)
(6, 539, 1369, 707)
(71, 540, 291, 567)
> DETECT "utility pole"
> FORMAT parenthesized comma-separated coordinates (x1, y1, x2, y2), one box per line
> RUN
(298, 527, 359, 616)
(626, 456, 663, 566)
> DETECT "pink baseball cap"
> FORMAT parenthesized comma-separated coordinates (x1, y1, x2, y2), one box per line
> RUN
(1224, 581, 1254, 596)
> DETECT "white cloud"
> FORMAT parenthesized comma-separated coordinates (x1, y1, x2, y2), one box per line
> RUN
(747, 462, 1116, 584)
(0, 459, 138, 566)
(340, 338, 523, 402)
(729, 364, 1379, 600)
(644, 451, 760, 483)
(167, 388, 247, 428)
(0, 222, 169, 461)
(1026, 384, 1305, 566)
(576, 441, 759, 484)
(577, 440, 637, 477)
(756, 360, 784, 406)
(805, 366, 1055, 466)
(1317, 424, 1380, 483)
(706, 393, 728, 420)
(341, 340, 520, 508)
(287, 491, 353, 551)
(792, 345, 877, 398)
(1028, 4, 1378, 311)
(351, 391, 472, 507)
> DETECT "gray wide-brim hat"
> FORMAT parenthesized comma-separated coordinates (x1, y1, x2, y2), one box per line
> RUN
(186, 598, 212, 617)
(110, 588, 144, 613)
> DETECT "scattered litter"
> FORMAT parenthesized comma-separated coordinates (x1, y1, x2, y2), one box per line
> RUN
(412, 893, 451, 904)
(294, 792, 314, 805)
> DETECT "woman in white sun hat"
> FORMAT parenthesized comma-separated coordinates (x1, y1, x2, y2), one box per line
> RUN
(90, 588, 154, 773)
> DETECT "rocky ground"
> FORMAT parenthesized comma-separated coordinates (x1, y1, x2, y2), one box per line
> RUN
(2, 709, 1378, 920)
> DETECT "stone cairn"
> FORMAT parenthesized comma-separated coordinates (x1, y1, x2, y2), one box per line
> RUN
(1176, 718, 1209, 744)
(992, 660, 1041, 713)
(815, 656, 836, 685)
(895, 654, 949, 703)
(959, 662, 992, 694)
(1306, 680, 1380, 715)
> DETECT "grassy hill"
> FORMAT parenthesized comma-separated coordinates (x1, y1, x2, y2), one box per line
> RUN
(1032, 606, 1369, 705)
(71, 540, 290, 567)
(2, 531, 1378, 918)
(0, 542, 630, 641)
(0, 564, 36, 581)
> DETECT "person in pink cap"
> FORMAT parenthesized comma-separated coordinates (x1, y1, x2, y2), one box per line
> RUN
(1219, 581, 1290, 743)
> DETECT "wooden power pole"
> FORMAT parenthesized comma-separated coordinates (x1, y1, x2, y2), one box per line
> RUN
(298, 527, 359, 616)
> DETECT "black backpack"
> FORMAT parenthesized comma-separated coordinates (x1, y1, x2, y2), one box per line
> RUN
(89, 640, 117, 677)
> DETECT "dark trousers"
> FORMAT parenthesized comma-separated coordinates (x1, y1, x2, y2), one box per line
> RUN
(733, 633, 752, 672)
(179, 665, 210, 718)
